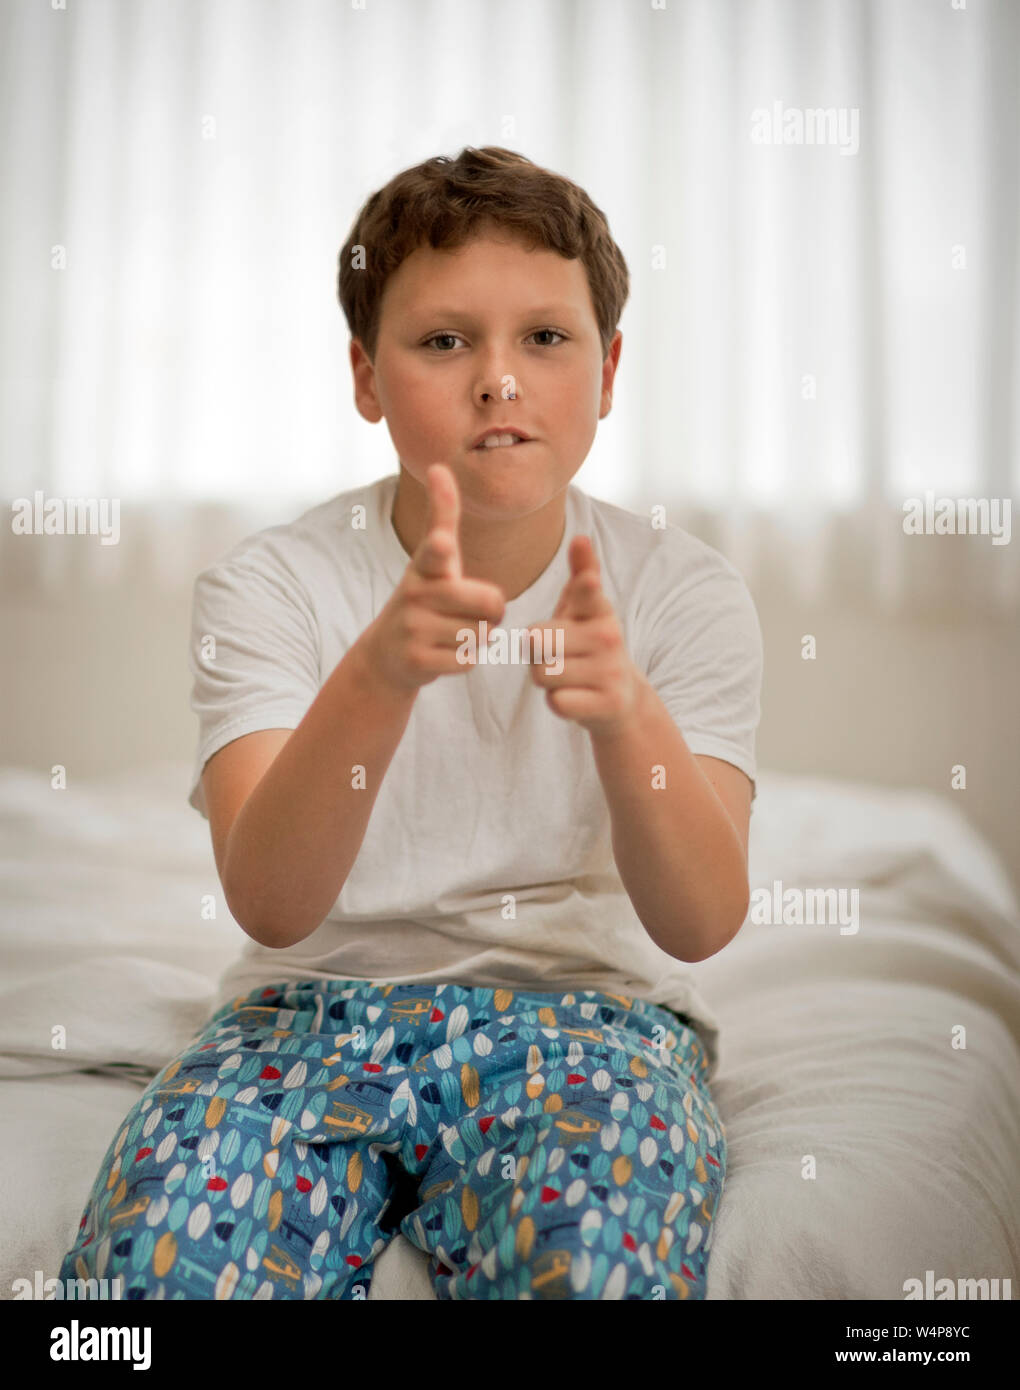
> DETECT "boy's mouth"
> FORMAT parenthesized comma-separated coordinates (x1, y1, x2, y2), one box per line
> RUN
(470, 427, 534, 449)
(473, 436, 532, 451)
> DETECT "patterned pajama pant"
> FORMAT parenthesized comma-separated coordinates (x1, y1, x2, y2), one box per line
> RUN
(59, 980, 727, 1300)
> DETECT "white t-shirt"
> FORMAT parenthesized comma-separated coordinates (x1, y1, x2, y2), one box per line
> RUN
(187, 472, 763, 1078)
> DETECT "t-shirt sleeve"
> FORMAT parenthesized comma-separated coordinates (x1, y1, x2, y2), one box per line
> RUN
(187, 550, 322, 820)
(638, 539, 763, 803)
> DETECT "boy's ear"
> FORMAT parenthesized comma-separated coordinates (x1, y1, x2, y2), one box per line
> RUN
(350, 338, 383, 424)
(599, 330, 623, 421)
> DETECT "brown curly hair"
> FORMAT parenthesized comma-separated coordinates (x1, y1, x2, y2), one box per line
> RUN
(337, 146, 629, 364)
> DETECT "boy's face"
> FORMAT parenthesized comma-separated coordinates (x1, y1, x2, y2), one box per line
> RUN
(350, 229, 622, 523)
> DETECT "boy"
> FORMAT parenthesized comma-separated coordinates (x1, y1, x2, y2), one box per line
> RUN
(59, 147, 762, 1301)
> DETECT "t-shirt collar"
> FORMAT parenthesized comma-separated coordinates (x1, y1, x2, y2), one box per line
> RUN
(376, 471, 575, 618)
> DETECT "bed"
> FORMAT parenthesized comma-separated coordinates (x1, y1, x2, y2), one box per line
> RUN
(2, 761, 1017, 1301)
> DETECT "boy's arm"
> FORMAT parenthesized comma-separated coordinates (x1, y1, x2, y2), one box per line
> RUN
(216, 629, 417, 948)
(209, 464, 501, 951)
(527, 535, 754, 965)
(589, 671, 751, 964)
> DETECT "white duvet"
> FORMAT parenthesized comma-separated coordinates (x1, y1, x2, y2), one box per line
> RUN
(1, 762, 1017, 1300)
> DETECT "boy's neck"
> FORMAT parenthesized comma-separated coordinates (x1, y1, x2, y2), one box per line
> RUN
(389, 469, 567, 604)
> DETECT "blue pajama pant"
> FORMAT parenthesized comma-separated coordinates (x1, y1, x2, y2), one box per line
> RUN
(59, 979, 727, 1300)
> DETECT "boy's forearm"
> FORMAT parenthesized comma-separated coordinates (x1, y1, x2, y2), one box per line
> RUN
(223, 623, 417, 949)
(589, 672, 749, 962)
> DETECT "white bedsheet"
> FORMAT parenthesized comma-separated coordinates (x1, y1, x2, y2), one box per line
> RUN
(1, 762, 1017, 1300)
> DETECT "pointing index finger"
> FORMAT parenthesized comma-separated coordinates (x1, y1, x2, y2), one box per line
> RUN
(415, 463, 462, 580)
(555, 537, 607, 618)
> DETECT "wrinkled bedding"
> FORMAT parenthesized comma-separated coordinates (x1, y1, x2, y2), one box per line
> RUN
(1, 763, 1017, 1300)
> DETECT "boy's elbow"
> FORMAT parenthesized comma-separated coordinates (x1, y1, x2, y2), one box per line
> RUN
(221, 839, 297, 948)
(222, 872, 294, 950)
(238, 915, 291, 950)
(689, 888, 750, 963)
(234, 911, 309, 951)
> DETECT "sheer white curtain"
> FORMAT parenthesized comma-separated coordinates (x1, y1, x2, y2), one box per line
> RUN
(1, 0, 1017, 608)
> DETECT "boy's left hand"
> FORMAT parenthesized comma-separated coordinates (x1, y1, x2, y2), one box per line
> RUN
(527, 536, 642, 734)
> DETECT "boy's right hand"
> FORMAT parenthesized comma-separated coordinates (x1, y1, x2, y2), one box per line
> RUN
(362, 463, 506, 694)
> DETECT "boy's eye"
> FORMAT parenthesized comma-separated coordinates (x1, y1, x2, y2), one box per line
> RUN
(530, 329, 565, 347)
(421, 329, 566, 352)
